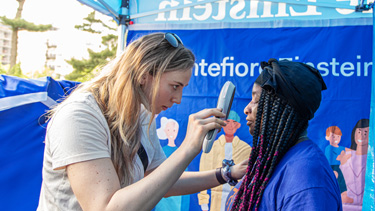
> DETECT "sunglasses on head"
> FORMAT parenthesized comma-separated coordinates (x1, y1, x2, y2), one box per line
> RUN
(164, 32, 183, 48)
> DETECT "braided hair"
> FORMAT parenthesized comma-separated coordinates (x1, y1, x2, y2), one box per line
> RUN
(231, 89, 308, 211)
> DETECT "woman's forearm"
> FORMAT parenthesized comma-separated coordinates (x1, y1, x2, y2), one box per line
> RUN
(165, 158, 248, 197)
(108, 146, 196, 210)
(165, 170, 221, 197)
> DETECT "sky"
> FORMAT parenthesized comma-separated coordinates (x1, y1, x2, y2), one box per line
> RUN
(0, 0, 115, 75)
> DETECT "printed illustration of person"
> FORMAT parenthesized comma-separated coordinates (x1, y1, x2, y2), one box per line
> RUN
(154, 117, 190, 211)
(158, 117, 179, 157)
(324, 126, 347, 193)
(198, 111, 251, 211)
(337, 119, 370, 211)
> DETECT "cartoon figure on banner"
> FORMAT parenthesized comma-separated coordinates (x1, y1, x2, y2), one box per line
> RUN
(324, 126, 347, 193)
(157, 117, 179, 157)
(154, 117, 190, 211)
(198, 111, 251, 211)
(337, 119, 369, 210)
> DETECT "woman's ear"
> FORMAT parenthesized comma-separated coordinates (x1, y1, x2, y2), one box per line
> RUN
(140, 74, 147, 85)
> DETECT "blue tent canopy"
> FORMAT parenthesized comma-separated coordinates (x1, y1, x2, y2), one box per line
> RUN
(77, 0, 126, 23)
(0, 75, 79, 210)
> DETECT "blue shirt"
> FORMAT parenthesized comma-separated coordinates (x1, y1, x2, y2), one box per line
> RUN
(226, 140, 342, 211)
(325, 145, 345, 165)
(162, 145, 177, 157)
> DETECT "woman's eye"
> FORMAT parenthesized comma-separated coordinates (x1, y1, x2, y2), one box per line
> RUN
(173, 85, 178, 90)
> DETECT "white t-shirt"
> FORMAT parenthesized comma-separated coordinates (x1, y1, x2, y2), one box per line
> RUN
(37, 92, 166, 211)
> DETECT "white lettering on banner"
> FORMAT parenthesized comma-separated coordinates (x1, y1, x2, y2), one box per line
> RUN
(307, 55, 372, 77)
(290, 0, 322, 16)
(181, 0, 193, 20)
(230, 0, 246, 20)
(193, 55, 372, 77)
(208, 63, 221, 76)
(194, 57, 262, 77)
(214, 0, 228, 20)
(193, 0, 212, 21)
(246, 0, 259, 18)
(155, 0, 179, 21)
(275, 2, 288, 18)
(336, 0, 358, 15)
(261, 1, 273, 18)
(156, 0, 365, 22)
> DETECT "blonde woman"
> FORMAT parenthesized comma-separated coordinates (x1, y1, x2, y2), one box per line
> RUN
(37, 32, 247, 211)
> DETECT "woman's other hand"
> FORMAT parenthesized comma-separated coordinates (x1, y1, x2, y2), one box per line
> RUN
(181, 108, 226, 155)
(231, 159, 248, 180)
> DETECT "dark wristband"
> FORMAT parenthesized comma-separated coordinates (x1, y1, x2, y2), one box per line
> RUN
(215, 167, 226, 184)
(222, 159, 238, 186)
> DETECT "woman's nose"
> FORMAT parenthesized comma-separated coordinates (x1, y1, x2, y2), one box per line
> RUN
(244, 103, 251, 115)
(172, 92, 182, 104)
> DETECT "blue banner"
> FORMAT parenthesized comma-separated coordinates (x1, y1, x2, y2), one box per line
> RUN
(130, 0, 372, 28)
(127, 24, 372, 210)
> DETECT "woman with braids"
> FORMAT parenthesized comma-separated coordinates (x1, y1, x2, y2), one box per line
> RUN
(226, 59, 342, 211)
(37, 32, 247, 211)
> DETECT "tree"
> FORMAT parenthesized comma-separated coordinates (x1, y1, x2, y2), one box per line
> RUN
(32, 66, 54, 79)
(64, 11, 117, 82)
(0, 56, 7, 74)
(0, 0, 53, 73)
(7, 63, 27, 78)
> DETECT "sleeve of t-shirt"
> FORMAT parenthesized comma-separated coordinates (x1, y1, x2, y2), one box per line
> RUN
(47, 101, 111, 170)
(148, 138, 166, 170)
(281, 187, 342, 211)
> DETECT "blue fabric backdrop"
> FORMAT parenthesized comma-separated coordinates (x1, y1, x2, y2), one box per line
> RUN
(126, 25, 372, 210)
(0, 76, 79, 210)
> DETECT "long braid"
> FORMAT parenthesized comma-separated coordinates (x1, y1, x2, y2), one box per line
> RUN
(246, 92, 273, 209)
(253, 90, 266, 138)
(231, 89, 266, 211)
(231, 90, 308, 211)
(257, 95, 280, 175)
(243, 93, 272, 208)
(264, 94, 277, 149)
(231, 90, 267, 210)
(244, 91, 270, 209)
(254, 106, 296, 209)
(250, 99, 293, 210)
(254, 109, 308, 209)
(254, 98, 284, 187)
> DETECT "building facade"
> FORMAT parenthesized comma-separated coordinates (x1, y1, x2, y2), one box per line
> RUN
(0, 24, 12, 66)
